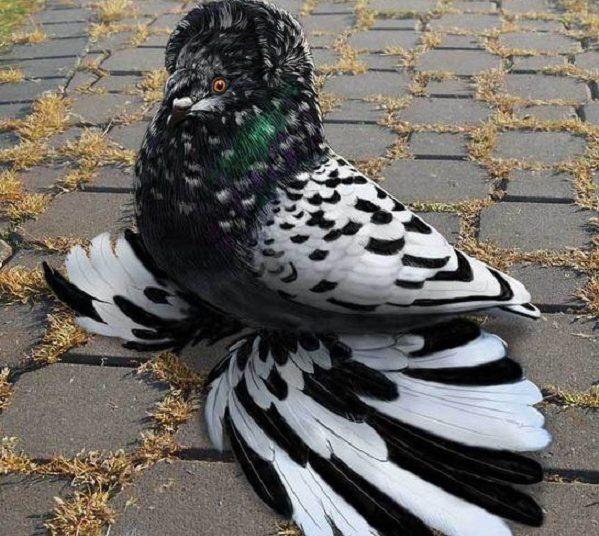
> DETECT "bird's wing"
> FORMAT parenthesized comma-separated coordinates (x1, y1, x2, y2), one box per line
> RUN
(252, 154, 539, 318)
(206, 320, 549, 536)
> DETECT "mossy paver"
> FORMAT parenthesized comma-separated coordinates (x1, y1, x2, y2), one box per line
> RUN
(1, 0, 598, 534)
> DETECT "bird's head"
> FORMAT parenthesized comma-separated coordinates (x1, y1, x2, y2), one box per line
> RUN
(161, 0, 320, 134)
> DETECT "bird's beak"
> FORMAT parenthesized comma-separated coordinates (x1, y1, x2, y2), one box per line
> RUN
(167, 97, 193, 128)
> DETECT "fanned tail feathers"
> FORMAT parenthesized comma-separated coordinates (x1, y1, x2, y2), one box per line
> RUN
(43, 230, 240, 351)
(206, 320, 550, 536)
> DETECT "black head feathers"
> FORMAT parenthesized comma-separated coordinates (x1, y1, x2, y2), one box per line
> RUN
(165, 0, 311, 84)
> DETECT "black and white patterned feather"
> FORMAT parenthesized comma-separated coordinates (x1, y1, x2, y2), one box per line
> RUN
(43, 2, 551, 535)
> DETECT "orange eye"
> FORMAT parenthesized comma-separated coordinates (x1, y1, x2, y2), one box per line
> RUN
(212, 77, 228, 94)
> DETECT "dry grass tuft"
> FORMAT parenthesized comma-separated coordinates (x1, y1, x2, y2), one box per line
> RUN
(0, 67, 24, 84)
(0, 368, 13, 411)
(354, 0, 376, 30)
(318, 92, 345, 115)
(31, 236, 89, 254)
(0, 266, 47, 303)
(151, 390, 198, 432)
(138, 352, 205, 393)
(10, 25, 46, 45)
(578, 276, 599, 317)
(93, 0, 134, 23)
(0, 140, 49, 169)
(544, 385, 599, 409)
(128, 22, 150, 47)
(14, 93, 72, 142)
(88, 21, 131, 41)
(278, 522, 303, 536)
(31, 311, 89, 364)
(0, 169, 23, 201)
(138, 69, 168, 103)
(300, 0, 320, 17)
(6, 192, 50, 221)
(0, 438, 38, 474)
(45, 490, 116, 536)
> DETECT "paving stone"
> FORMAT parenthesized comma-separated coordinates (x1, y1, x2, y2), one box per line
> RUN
(499, 32, 580, 54)
(93, 73, 143, 92)
(325, 122, 396, 159)
(370, 0, 436, 12)
(438, 34, 482, 49)
(0, 364, 168, 457)
(0, 239, 12, 266)
(0, 474, 71, 536)
(21, 191, 132, 241)
(311, 47, 338, 70)
(35, 7, 88, 23)
(360, 52, 402, 70)
(574, 50, 599, 71)
(384, 160, 490, 203)
(174, 408, 213, 451)
(509, 265, 586, 308)
(66, 335, 150, 366)
(3, 37, 87, 60)
(506, 169, 574, 200)
(83, 165, 136, 191)
(139, 32, 170, 47)
(537, 407, 598, 472)
(514, 104, 578, 121)
(89, 31, 136, 52)
(453, 1, 497, 11)
(70, 93, 144, 125)
(518, 19, 565, 32)
(153, 12, 182, 29)
(0, 130, 19, 149)
(67, 70, 99, 91)
(502, 0, 549, 12)
(349, 30, 420, 52)
(415, 211, 460, 243)
(429, 13, 502, 32)
(19, 165, 64, 193)
(135, 0, 182, 16)
(1, 56, 76, 78)
(312, 1, 354, 15)
(583, 101, 599, 124)
(323, 71, 411, 98)
(103, 47, 165, 73)
(301, 13, 353, 33)
(479, 202, 591, 250)
(44, 126, 85, 152)
(505, 74, 590, 102)
(29, 21, 87, 39)
(324, 99, 383, 123)
(0, 303, 48, 368)
(517, 483, 599, 535)
(109, 122, 148, 151)
(371, 17, 419, 30)
(409, 132, 468, 157)
(426, 78, 475, 97)
(511, 55, 567, 72)
(495, 131, 586, 164)
(111, 460, 281, 535)
(485, 313, 597, 391)
(417, 49, 500, 75)
(398, 97, 490, 125)
(0, 79, 63, 104)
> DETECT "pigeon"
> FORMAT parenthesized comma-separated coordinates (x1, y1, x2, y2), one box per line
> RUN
(44, 1, 551, 535)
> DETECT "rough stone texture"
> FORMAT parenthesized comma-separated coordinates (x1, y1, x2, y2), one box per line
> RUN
(102, 48, 165, 73)
(417, 49, 501, 76)
(509, 265, 586, 308)
(499, 32, 580, 54)
(398, 97, 490, 125)
(426, 78, 475, 97)
(502, 0, 548, 12)
(0, 56, 75, 78)
(384, 160, 490, 202)
(174, 407, 213, 451)
(0, 303, 48, 368)
(21, 191, 132, 241)
(83, 165, 135, 191)
(93, 74, 142, 92)
(360, 52, 402, 70)
(0, 79, 65, 104)
(349, 30, 421, 51)
(409, 132, 469, 157)
(19, 165, 64, 193)
(429, 14, 502, 31)
(325, 99, 383, 123)
(0, 364, 168, 457)
(109, 122, 148, 151)
(3, 38, 87, 60)
(574, 50, 599, 71)
(371, 17, 418, 30)
(479, 202, 591, 250)
(514, 105, 578, 121)
(583, 101, 599, 124)
(495, 132, 586, 164)
(325, 123, 397, 160)
(505, 74, 590, 103)
(486, 313, 597, 391)
(0, 474, 71, 536)
(505, 170, 574, 200)
(111, 461, 281, 535)
(438, 34, 481, 49)
(370, 0, 436, 11)
(70, 94, 142, 125)
(511, 55, 567, 72)
(301, 13, 353, 34)
(0, 239, 12, 267)
(415, 211, 461, 244)
(323, 71, 411, 98)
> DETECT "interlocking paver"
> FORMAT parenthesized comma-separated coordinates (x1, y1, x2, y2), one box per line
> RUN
(70, 93, 143, 125)
(0, 364, 168, 457)
(325, 123, 397, 159)
(505, 74, 590, 103)
(499, 32, 580, 54)
(359, 52, 400, 70)
(398, 97, 491, 125)
(0, 474, 71, 535)
(20, 191, 132, 240)
(415, 211, 460, 243)
(371, 17, 418, 30)
(103, 48, 165, 73)
(514, 105, 578, 121)
(0, 56, 76, 78)
(2, 38, 88, 61)
(479, 202, 591, 250)
(110, 122, 148, 151)
(409, 132, 468, 157)
(111, 461, 281, 535)
(511, 55, 567, 72)
(495, 131, 586, 164)
(417, 49, 500, 76)
(503, 0, 549, 12)
(505, 170, 574, 200)
(429, 13, 502, 32)
(83, 166, 135, 191)
(324, 99, 383, 123)
(574, 50, 599, 71)
(323, 71, 411, 98)
(93, 73, 143, 92)
(384, 160, 490, 202)
(370, 0, 436, 11)
(301, 14, 353, 34)
(438, 34, 482, 49)
(19, 165, 64, 193)
(426, 78, 475, 97)
(349, 30, 420, 52)
(583, 101, 599, 124)
(0, 303, 49, 368)
(0, 79, 65, 104)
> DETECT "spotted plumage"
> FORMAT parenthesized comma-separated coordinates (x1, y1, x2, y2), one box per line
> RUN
(43, 2, 550, 535)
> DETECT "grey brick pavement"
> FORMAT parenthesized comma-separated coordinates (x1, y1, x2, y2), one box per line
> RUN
(0, 0, 597, 534)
